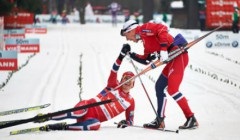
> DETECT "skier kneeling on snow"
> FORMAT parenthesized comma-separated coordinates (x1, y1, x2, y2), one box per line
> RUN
(34, 44, 135, 131)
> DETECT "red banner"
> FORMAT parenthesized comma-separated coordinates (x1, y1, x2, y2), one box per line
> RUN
(0, 59, 18, 71)
(25, 28, 47, 34)
(4, 12, 34, 29)
(206, 0, 240, 29)
(5, 45, 40, 53)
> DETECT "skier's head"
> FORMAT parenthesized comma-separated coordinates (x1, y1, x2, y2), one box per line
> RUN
(120, 20, 138, 36)
(121, 20, 139, 43)
(120, 71, 135, 91)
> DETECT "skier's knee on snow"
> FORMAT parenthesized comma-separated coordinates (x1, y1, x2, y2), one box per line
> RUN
(73, 100, 88, 117)
(84, 118, 101, 130)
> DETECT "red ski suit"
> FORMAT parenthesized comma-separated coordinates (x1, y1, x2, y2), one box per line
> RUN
(133, 22, 193, 118)
(74, 59, 135, 124)
(51, 58, 134, 131)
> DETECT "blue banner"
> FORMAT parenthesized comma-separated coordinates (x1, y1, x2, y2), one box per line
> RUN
(0, 50, 17, 59)
(5, 38, 40, 45)
(4, 29, 25, 34)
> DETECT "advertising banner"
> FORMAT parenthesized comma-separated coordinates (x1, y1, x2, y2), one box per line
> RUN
(206, 0, 240, 29)
(4, 12, 34, 29)
(0, 50, 18, 71)
(25, 24, 47, 34)
(4, 29, 25, 39)
(205, 31, 240, 48)
(5, 38, 40, 53)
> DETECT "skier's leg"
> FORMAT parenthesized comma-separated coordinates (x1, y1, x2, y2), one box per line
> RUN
(167, 53, 194, 118)
(155, 73, 168, 118)
(34, 100, 88, 123)
(143, 72, 167, 129)
(66, 118, 101, 130)
(51, 100, 88, 120)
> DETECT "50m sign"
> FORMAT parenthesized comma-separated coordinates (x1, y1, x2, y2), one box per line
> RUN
(5, 38, 40, 53)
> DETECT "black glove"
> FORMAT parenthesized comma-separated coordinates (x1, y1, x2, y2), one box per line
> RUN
(118, 44, 131, 61)
(129, 52, 156, 65)
(147, 53, 157, 62)
(121, 44, 131, 56)
(117, 120, 128, 128)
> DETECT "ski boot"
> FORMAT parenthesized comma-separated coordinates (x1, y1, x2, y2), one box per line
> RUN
(34, 113, 51, 123)
(179, 115, 199, 129)
(143, 117, 165, 129)
(41, 122, 67, 131)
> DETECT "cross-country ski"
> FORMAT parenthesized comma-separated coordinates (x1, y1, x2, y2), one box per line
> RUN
(0, 103, 50, 116)
(0, 99, 112, 129)
(10, 122, 67, 135)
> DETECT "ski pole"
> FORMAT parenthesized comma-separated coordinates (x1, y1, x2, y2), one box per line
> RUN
(114, 122, 179, 133)
(127, 54, 159, 119)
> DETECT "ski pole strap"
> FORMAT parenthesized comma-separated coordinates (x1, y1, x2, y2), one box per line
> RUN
(167, 43, 175, 52)
(150, 63, 157, 69)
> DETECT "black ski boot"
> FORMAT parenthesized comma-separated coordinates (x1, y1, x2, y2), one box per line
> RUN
(179, 115, 199, 129)
(44, 122, 67, 131)
(143, 117, 165, 129)
(34, 113, 51, 123)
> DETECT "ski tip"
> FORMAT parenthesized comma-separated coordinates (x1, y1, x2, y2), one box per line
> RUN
(176, 129, 179, 133)
(45, 103, 51, 107)
(10, 131, 16, 135)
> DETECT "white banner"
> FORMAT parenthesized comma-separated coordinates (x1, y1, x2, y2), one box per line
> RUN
(205, 31, 240, 48)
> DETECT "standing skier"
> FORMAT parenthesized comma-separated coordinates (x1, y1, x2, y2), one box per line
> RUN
(232, 8, 239, 33)
(108, 1, 120, 26)
(35, 44, 135, 131)
(120, 19, 198, 129)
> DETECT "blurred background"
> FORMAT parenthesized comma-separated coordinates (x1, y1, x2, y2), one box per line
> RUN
(0, 0, 239, 30)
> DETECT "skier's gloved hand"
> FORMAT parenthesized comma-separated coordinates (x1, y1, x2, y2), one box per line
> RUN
(160, 51, 169, 62)
(121, 44, 131, 56)
(118, 44, 131, 61)
(147, 53, 157, 62)
(117, 120, 128, 128)
(143, 53, 156, 64)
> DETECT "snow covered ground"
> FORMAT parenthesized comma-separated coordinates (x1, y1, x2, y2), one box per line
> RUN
(0, 23, 240, 140)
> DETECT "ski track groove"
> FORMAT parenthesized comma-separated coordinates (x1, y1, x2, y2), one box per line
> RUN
(89, 42, 106, 84)
(185, 74, 240, 113)
(205, 51, 240, 66)
(32, 26, 69, 108)
(50, 26, 70, 108)
(190, 53, 240, 84)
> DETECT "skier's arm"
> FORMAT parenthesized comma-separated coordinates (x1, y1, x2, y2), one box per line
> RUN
(107, 44, 131, 88)
(125, 98, 135, 125)
(129, 52, 156, 65)
(117, 98, 135, 128)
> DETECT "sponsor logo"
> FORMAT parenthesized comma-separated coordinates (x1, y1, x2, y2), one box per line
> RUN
(232, 41, 238, 48)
